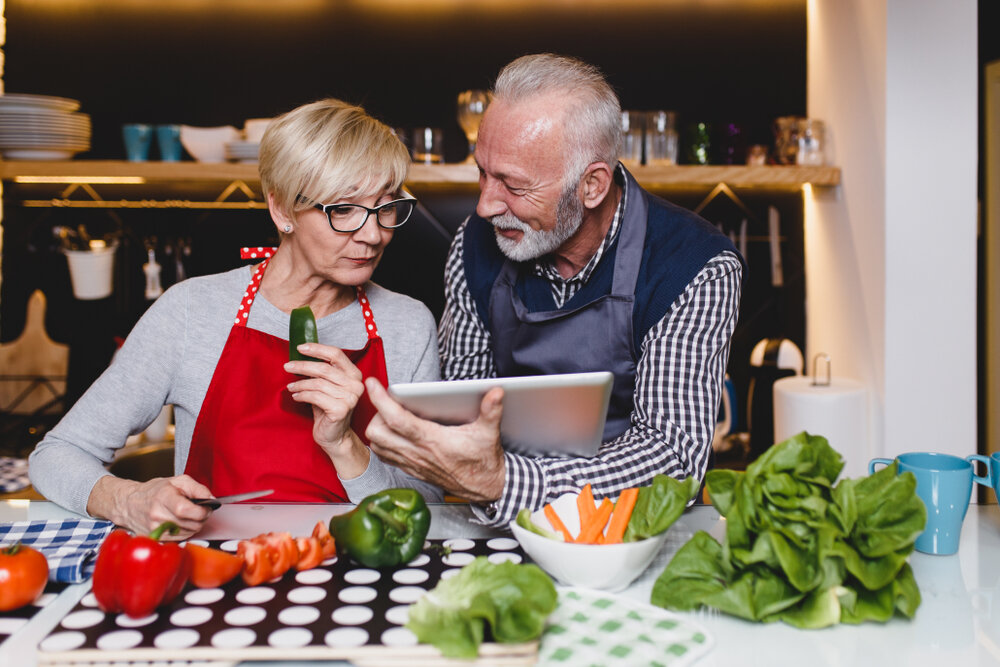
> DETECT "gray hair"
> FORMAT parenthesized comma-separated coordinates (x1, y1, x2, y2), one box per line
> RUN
(491, 53, 621, 182)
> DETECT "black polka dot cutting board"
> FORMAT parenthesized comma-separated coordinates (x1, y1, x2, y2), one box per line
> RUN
(36, 538, 538, 666)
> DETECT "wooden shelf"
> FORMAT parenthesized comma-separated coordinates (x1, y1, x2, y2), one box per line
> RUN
(0, 160, 840, 189)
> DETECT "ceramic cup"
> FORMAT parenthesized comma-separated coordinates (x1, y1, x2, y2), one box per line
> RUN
(987, 452, 1000, 503)
(122, 123, 153, 162)
(869, 452, 991, 555)
(155, 124, 182, 162)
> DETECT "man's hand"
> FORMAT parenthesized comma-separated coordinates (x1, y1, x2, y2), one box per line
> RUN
(364, 378, 507, 502)
(88, 474, 213, 539)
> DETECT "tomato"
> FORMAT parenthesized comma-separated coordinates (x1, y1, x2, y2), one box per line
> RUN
(311, 520, 337, 559)
(185, 544, 243, 589)
(0, 544, 49, 611)
(295, 537, 324, 571)
(236, 532, 298, 586)
(237, 540, 271, 587)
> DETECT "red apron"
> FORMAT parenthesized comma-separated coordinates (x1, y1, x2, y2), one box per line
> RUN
(184, 248, 388, 502)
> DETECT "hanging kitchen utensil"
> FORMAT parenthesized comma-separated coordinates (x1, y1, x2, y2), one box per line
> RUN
(768, 205, 783, 287)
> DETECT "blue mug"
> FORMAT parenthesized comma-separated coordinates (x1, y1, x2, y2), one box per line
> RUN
(122, 123, 153, 161)
(869, 452, 991, 555)
(156, 124, 182, 162)
(989, 452, 1000, 503)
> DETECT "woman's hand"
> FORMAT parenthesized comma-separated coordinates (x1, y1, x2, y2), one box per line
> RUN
(284, 342, 370, 475)
(87, 474, 213, 539)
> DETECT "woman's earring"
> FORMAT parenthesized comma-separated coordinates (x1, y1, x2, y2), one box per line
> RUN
(283, 225, 292, 233)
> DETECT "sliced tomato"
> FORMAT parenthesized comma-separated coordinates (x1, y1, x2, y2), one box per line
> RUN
(294, 537, 324, 571)
(259, 532, 298, 574)
(311, 520, 337, 559)
(237, 532, 299, 586)
(185, 544, 243, 589)
(237, 540, 271, 586)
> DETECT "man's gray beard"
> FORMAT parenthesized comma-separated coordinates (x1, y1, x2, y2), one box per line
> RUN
(491, 181, 585, 262)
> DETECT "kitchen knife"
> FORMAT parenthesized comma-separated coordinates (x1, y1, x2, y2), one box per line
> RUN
(190, 489, 274, 510)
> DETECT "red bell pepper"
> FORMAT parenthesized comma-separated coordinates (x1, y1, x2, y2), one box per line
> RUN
(92, 522, 191, 619)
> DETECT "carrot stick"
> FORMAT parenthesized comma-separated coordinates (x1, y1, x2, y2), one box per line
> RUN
(543, 504, 575, 542)
(577, 484, 596, 527)
(603, 487, 639, 544)
(577, 498, 614, 544)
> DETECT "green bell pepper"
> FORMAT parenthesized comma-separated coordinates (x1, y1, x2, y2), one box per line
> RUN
(289, 305, 321, 362)
(329, 489, 431, 568)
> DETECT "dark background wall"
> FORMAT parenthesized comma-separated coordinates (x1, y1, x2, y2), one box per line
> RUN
(0, 0, 808, 439)
(2, 1, 807, 162)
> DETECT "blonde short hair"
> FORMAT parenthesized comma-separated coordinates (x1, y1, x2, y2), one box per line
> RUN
(258, 99, 410, 221)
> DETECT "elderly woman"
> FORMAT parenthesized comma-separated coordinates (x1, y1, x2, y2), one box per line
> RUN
(29, 99, 442, 538)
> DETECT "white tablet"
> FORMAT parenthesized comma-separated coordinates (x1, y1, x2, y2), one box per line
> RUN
(388, 371, 614, 458)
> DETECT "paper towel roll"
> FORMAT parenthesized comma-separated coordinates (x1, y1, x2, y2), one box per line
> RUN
(773, 376, 868, 479)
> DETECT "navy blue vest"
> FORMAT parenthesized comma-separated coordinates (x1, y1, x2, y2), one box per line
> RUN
(464, 171, 739, 440)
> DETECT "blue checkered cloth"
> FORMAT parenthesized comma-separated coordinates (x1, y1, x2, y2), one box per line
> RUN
(0, 519, 114, 583)
(0, 456, 31, 493)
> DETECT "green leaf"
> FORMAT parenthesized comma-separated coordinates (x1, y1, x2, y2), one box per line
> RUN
(776, 586, 842, 629)
(851, 467, 926, 558)
(406, 557, 557, 658)
(651, 532, 729, 612)
(705, 469, 739, 516)
(648, 431, 924, 629)
(623, 475, 698, 542)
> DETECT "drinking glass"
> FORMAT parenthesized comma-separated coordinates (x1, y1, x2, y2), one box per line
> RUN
(457, 89, 490, 163)
(619, 111, 643, 169)
(644, 111, 678, 166)
(412, 127, 443, 164)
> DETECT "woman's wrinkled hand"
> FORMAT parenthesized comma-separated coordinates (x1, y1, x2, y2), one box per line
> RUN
(284, 342, 370, 473)
(89, 474, 213, 539)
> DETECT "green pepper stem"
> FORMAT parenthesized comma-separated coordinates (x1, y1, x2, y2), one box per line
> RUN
(367, 503, 408, 534)
(149, 521, 180, 541)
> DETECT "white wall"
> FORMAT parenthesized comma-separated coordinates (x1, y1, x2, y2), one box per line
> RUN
(806, 0, 978, 477)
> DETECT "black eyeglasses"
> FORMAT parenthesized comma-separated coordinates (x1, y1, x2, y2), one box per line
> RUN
(299, 195, 417, 233)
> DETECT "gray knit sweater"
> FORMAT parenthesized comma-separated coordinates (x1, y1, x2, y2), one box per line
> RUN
(29, 266, 443, 516)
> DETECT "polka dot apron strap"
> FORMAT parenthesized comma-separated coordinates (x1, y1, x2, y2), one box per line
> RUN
(235, 247, 277, 327)
(356, 286, 379, 339)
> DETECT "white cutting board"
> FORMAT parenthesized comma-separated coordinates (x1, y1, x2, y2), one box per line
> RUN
(0, 289, 69, 414)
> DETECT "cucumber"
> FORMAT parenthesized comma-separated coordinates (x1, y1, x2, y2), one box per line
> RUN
(289, 305, 321, 362)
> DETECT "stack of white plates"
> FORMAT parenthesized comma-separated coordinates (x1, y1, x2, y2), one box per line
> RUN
(225, 140, 259, 163)
(0, 93, 91, 160)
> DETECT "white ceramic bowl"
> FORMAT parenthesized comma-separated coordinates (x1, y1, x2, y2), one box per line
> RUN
(509, 491, 670, 592)
(243, 118, 273, 143)
(179, 125, 240, 163)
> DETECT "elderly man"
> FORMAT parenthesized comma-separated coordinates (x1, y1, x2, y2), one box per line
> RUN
(363, 53, 743, 526)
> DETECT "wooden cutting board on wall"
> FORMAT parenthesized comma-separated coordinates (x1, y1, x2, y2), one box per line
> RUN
(0, 290, 69, 414)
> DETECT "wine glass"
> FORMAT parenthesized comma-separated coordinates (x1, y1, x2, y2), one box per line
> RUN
(456, 89, 490, 163)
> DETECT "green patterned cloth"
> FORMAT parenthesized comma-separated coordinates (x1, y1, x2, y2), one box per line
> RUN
(539, 588, 714, 667)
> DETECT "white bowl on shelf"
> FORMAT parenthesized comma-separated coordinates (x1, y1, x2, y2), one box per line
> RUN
(508, 491, 671, 592)
(180, 125, 239, 163)
(243, 118, 273, 143)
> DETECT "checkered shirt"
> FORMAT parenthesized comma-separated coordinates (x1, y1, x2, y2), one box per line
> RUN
(438, 175, 743, 527)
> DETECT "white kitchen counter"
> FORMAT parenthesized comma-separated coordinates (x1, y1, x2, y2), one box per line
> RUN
(1, 500, 998, 667)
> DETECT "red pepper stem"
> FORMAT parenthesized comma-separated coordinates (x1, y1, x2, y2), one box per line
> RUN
(2, 543, 23, 556)
(148, 521, 181, 541)
(367, 503, 408, 534)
